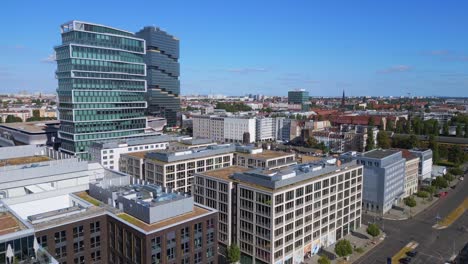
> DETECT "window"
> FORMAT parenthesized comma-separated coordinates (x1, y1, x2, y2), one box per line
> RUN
(37, 235, 47, 248)
(55, 246, 67, 258)
(73, 256, 85, 264)
(90, 221, 100, 233)
(73, 241, 84, 253)
(91, 236, 101, 248)
(73, 225, 84, 238)
(91, 250, 101, 261)
(54, 231, 66, 243)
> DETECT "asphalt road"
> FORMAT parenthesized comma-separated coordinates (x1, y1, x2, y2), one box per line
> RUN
(354, 174, 468, 264)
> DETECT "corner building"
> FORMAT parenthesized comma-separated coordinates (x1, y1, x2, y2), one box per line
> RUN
(56, 21, 147, 159)
(194, 158, 363, 264)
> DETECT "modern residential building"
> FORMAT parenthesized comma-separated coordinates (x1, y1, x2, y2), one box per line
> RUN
(355, 149, 406, 214)
(224, 116, 256, 143)
(193, 158, 363, 263)
(136, 27, 180, 127)
(256, 117, 276, 142)
(88, 134, 180, 171)
(141, 145, 236, 193)
(400, 150, 419, 197)
(56, 21, 147, 159)
(234, 145, 296, 170)
(408, 149, 433, 181)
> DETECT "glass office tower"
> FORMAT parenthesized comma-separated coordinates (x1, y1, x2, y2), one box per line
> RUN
(136, 27, 180, 127)
(56, 21, 147, 159)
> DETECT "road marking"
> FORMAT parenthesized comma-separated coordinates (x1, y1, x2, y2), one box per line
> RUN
(433, 197, 468, 229)
(391, 241, 419, 264)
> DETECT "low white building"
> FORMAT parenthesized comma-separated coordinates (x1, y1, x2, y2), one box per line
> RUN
(255, 117, 276, 142)
(409, 149, 433, 181)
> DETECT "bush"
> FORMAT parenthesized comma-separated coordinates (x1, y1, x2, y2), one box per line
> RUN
(423, 185, 436, 195)
(355, 247, 365, 254)
(318, 255, 331, 264)
(416, 191, 429, 198)
(404, 196, 417, 207)
(449, 167, 464, 175)
(432, 176, 448, 189)
(444, 173, 455, 182)
(366, 223, 380, 237)
(335, 239, 353, 257)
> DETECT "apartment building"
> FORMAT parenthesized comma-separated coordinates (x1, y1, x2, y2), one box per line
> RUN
(142, 145, 236, 193)
(408, 149, 433, 181)
(192, 115, 225, 142)
(89, 134, 177, 171)
(401, 150, 419, 197)
(193, 158, 363, 264)
(256, 117, 276, 142)
(224, 117, 256, 143)
(234, 145, 296, 170)
(312, 131, 346, 153)
(355, 149, 406, 214)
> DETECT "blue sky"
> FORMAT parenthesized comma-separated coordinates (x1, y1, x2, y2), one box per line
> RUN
(1, 0, 467, 97)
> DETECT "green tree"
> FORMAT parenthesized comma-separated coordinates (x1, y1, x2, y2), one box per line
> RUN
(377, 131, 391, 149)
(335, 239, 353, 257)
(443, 173, 454, 182)
(407, 134, 419, 149)
(416, 191, 429, 198)
(227, 244, 240, 263)
(456, 124, 463, 137)
(386, 119, 395, 131)
(443, 122, 449, 136)
(5, 115, 22, 123)
(368, 116, 375, 127)
(366, 223, 380, 237)
(448, 167, 463, 175)
(305, 137, 318, 148)
(318, 255, 331, 264)
(365, 129, 375, 151)
(404, 196, 417, 207)
(428, 135, 439, 163)
(448, 145, 464, 165)
(432, 176, 448, 189)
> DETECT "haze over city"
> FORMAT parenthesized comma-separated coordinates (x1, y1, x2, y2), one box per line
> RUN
(1, 0, 468, 96)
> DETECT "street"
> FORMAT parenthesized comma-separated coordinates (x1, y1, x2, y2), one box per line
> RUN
(354, 175, 468, 264)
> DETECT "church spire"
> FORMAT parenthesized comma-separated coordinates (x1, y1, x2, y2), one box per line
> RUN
(341, 89, 345, 107)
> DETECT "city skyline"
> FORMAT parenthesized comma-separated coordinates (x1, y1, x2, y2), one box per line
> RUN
(1, 0, 468, 97)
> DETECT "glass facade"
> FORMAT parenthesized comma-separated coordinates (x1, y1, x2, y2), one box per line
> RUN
(136, 27, 180, 127)
(56, 21, 147, 159)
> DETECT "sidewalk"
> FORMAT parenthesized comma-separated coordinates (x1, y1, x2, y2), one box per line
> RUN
(366, 195, 440, 221)
(305, 224, 385, 264)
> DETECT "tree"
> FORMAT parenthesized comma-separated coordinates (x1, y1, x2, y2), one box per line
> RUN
(377, 131, 391, 149)
(432, 176, 448, 189)
(404, 196, 417, 207)
(444, 173, 454, 182)
(386, 119, 395, 131)
(443, 122, 449, 136)
(456, 124, 463, 137)
(318, 255, 331, 264)
(368, 116, 375, 127)
(448, 145, 464, 165)
(227, 244, 240, 263)
(366, 223, 380, 237)
(416, 191, 429, 198)
(407, 134, 419, 149)
(5, 115, 22, 123)
(465, 123, 468, 138)
(365, 129, 375, 151)
(428, 135, 439, 163)
(305, 137, 318, 148)
(448, 167, 463, 176)
(335, 239, 353, 257)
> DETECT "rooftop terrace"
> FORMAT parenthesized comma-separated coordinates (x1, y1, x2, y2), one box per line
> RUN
(0, 155, 51, 167)
(0, 211, 26, 236)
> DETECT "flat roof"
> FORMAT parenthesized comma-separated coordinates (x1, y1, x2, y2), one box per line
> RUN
(0, 120, 59, 134)
(92, 134, 176, 149)
(0, 155, 51, 167)
(361, 149, 400, 159)
(0, 212, 25, 236)
(125, 151, 152, 159)
(116, 206, 210, 232)
(237, 150, 294, 160)
(202, 166, 250, 181)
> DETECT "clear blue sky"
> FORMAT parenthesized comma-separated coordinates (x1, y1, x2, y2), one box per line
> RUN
(1, 0, 467, 97)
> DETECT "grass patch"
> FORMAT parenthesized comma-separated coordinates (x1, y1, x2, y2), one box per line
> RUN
(118, 213, 143, 226)
(355, 247, 364, 254)
(76, 192, 101, 206)
(436, 160, 456, 167)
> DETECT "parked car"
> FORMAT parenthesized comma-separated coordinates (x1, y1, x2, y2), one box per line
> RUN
(399, 257, 412, 264)
(406, 251, 418, 257)
(438, 191, 448, 198)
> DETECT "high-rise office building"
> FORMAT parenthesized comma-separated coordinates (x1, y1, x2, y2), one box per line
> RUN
(56, 21, 147, 159)
(288, 89, 309, 105)
(136, 27, 181, 127)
